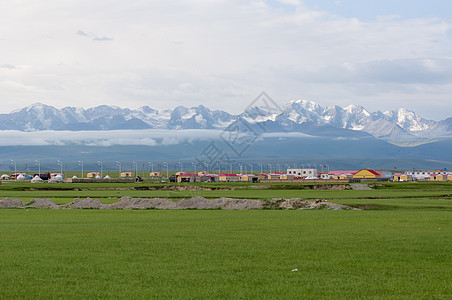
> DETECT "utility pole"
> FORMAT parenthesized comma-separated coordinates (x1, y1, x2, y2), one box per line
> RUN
(163, 161, 168, 179)
(35, 160, 40, 178)
(10, 160, 16, 181)
(57, 160, 63, 175)
(116, 161, 121, 178)
(78, 161, 84, 178)
(98, 161, 103, 178)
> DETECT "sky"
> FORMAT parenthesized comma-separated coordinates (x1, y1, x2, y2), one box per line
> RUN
(1, 0, 452, 120)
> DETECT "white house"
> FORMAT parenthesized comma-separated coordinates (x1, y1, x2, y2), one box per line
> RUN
(287, 168, 318, 178)
(405, 171, 437, 180)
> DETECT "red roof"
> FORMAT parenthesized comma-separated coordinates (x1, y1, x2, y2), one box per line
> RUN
(328, 170, 357, 176)
(361, 169, 380, 176)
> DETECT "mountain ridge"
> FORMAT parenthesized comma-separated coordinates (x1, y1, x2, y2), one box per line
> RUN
(1, 101, 450, 140)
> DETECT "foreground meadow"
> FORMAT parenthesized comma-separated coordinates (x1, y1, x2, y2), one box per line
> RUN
(0, 209, 451, 299)
(0, 181, 451, 298)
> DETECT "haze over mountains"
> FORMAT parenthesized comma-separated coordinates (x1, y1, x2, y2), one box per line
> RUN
(1, 100, 451, 170)
(1, 101, 451, 140)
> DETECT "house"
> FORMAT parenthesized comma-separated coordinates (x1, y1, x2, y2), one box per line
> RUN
(393, 173, 413, 181)
(177, 174, 199, 183)
(121, 172, 133, 178)
(381, 171, 394, 179)
(320, 173, 334, 179)
(267, 173, 283, 180)
(280, 174, 295, 180)
(200, 174, 219, 182)
(219, 173, 240, 182)
(87, 172, 100, 178)
(323, 170, 357, 180)
(286, 168, 317, 178)
(405, 171, 435, 181)
(353, 169, 381, 179)
(256, 174, 267, 181)
(240, 174, 257, 182)
(430, 173, 450, 181)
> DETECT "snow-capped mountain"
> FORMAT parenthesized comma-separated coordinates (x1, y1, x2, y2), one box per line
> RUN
(0, 101, 449, 139)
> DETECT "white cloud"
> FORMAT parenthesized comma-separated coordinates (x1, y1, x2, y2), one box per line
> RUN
(0, 0, 451, 119)
(0, 129, 224, 146)
(0, 129, 319, 147)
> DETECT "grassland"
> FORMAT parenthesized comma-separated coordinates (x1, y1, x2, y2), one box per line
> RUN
(1, 180, 451, 209)
(0, 181, 451, 299)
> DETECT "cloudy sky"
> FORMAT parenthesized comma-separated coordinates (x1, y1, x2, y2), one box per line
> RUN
(1, 0, 452, 120)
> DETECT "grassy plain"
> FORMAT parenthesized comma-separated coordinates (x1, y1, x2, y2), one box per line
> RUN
(0, 181, 451, 299)
(0, 181, 452, 208)
(0, 209, 451, 299)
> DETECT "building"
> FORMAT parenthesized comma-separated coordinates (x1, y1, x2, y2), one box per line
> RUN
(219, 174, 240, 182)
(405, 171, 435, 181)
(280, 174, 295, 180)
(320, 173, 334, 179)
(149, 172, 161, 177)
(240, 174, 257, 182)
(177, 174, 199, 183)
(286, 168, 317, 178)
(121, 172, 133, 178)
(87, 172, 100, 178)
(267, 173, 283, 180)
(430, 173, 452, 181)
(322, 171, 357, 180)
(200, 174, 219, 182)
(393, 173, 413, 181)
(353, 169, 381, 179)
(380, 171, 393, 179)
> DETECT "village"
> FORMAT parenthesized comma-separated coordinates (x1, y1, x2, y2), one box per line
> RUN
(1, 167, 451, 183)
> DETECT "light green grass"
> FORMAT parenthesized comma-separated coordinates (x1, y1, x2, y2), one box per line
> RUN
(0, 209, 451, 299)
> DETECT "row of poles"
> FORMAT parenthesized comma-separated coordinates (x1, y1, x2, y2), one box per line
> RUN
(8, 160, 330, 179)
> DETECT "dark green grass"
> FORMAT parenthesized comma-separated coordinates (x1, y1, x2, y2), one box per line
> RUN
(0, 209, 451, 299)
(1, 182, 452, 199)
(1, 181, 452, 209)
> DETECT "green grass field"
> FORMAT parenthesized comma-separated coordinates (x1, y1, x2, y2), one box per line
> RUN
(0, 181, 451, 298)
(1, 181, 452, 209)
(0, 210, 450, 299)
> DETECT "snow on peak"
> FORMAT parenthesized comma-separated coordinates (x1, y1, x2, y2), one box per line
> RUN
(26, 102, 49, 112)
(3, 100, 440, 136)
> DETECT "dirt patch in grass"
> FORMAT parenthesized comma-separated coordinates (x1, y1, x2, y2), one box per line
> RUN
(0, 197, 357, 210)
(0, 198, 25, 208)
(264, 198, 356, 210)
(63, 198, 106, 209)
(107, 197, 176, 210)
(27, 198, 60, 209)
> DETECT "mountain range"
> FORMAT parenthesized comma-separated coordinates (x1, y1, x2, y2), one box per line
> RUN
(1, 101, 451, 140)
